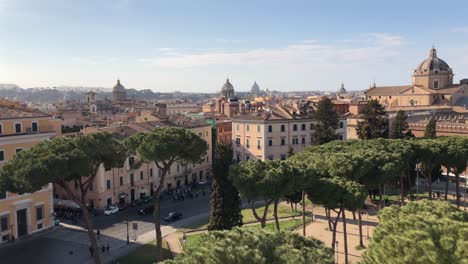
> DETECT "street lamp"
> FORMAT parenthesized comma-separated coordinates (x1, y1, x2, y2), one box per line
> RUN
(126, 217, 130, 244)
(335, 241, 339, 264)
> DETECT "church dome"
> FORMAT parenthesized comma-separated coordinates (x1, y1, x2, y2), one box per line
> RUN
(220, 78, 235, 98)
(112, 79, 127, 101)
(113, 79, 126, 92)
(251, 81, 261, 94)
(414, 47, 452, 75)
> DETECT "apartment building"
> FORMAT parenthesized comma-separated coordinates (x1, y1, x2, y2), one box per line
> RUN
(55, 119, 212, 209)
(0, 102, 62, 243)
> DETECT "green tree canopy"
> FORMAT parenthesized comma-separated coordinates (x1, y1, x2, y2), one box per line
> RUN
(208, 143, 242, 231)
(424, 117, 437, 138)
(164, 228, 334, 264)
(312, 96, 339, 145)
(125, 127, 208, 261)
(389, 110, 410, 139)
(356, 99, 388, 139)
(362, 200, 468, 264)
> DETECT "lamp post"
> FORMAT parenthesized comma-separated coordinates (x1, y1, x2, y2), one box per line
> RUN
(126, 217, 130, 244)
(416, 166, 420, 196)
(366, 211, 369, 240)
(335, 241, 339, 264)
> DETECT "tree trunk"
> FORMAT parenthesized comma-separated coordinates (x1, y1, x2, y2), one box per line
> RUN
(330, 208, 342, 252)
(81, 204, 100, 264)
(357, 208, 364, 248)
(342, 209, 349, 264)
(326, 208, 332, 230)
(455, 172, 460, 208)
(251, 200, 271, 228)
(379, 185, 384, 210)
(302, 190, 306, 236)
(295, 202, 298, 212)
(153, 167, 167, 262)
(352, 211, 356, 220)
(400, 173, 405, 206)
(290, 200, 294, 214)
(444, 170, 450, 200)
(273, 199, 280, 231)
(428, 169, 433, 200)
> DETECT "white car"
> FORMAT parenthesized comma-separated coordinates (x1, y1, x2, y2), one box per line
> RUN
(104, 205, 119, 216)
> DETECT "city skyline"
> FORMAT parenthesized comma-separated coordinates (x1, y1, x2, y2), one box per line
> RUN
(2, 0, 468, 92)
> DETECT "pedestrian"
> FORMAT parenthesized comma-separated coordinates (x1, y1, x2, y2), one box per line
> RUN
(101, 245, 105, 254)
(106, 244, 110, 254)
(89, 246, 93, 257)
(96, 229, 100, 238)
(10, 235, 15, 244)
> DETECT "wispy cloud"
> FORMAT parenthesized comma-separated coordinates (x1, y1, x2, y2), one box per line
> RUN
(139, 33, 405, 69)
(452, 27, 468, 33)
(71, 56, 118, 65)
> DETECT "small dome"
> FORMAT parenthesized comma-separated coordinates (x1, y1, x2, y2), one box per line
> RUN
(220, 78, 235, 98)
(251, 81, 261, 94)
(414, 47, 452, 75)
(113, 79, 126, 92)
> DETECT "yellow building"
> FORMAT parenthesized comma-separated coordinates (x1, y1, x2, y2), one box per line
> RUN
(54, 118, 212, 209)
(0, 102, 62, 242)
(365, 47, 467, 109)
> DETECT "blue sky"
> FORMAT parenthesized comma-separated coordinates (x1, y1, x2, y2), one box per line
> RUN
(2, 0, 468, 93)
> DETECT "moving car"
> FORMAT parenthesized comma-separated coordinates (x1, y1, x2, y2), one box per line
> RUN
(164, 211, 183, 222)
(137, 205, 154, 215)
(104, 205, 119, 216)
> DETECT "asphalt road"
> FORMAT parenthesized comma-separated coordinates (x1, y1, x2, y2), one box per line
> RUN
(0, 191, 211, 264)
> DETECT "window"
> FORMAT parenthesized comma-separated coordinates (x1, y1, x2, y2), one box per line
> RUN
(301, 137, 306, 144)
(246, 125, 250, 132)
(268, 139, 273, 146)
(246, 154, 250, 161)
(15, 123, 21, 133)
(246, 139, 250, 148)
(236, 152, 241, 162)
(130, 174, 134, 187)
(140, 171, 144, 180)
(106, 180, 111, 190)
(280, 154, 286, 160)
(281, 138, 285, 146)
(293, 124, 297, 131)
(0, 150, 4, 161)
(281, 125, 285, 132)
(16, 148, 22, 154)
(434, 81, 439, 89)
(36, 206, 43, 221)
(292, 138, 298, 145)
(32, 122, 38, 132)
(150, 168, 153, 177)
(257, 140, 261, 149)
(310, 123, 314, 130)
(267, 155, 274, 160)
(120, 176, 123, 186)
(257, 125, 261, 132)
(339, 135, 344, 140)
(129, 157, 135, 168)
(1, 215, 8, 241)
(268, 125, 272, 132)
(339, 122, 344, 128)
(0, 124, 2, 134)
(301, 124, 306, 131)
(177, 164, 180, 172)
(236, 138, 241, 146)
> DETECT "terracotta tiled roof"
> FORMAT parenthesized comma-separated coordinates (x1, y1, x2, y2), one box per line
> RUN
(0, 106, 51, 119)
(365, 85, 413, 95)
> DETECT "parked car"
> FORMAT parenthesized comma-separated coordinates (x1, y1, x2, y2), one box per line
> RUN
(118, 203, 130, 211)
(164, 212, 183, 222)
(137, 205, 154, 215)
(104, 205, 119, 216)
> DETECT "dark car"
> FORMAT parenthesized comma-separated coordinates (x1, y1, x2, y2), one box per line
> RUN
(137, 205, 154, 215)
(118, 203, 130, 211)
(164, 212, 183, 222)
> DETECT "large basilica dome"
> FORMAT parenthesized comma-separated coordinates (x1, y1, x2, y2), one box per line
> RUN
(112, 79, 127, 101)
